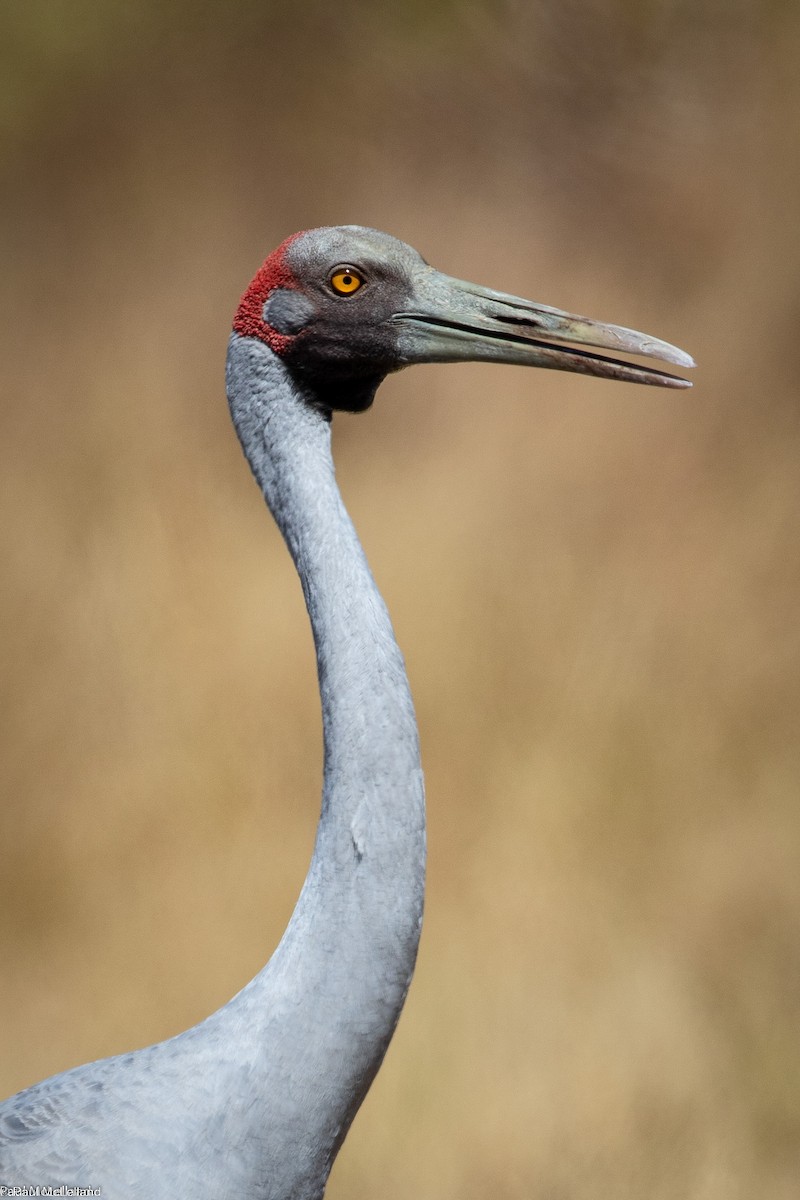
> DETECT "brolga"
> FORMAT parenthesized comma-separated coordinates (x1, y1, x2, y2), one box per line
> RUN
(0, 227, 693, 1198)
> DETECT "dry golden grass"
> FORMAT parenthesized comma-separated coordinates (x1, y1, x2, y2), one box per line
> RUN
(1, 5, 799, 1196)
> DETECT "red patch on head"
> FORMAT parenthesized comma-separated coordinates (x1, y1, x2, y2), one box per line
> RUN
(232, 231, 306, 355)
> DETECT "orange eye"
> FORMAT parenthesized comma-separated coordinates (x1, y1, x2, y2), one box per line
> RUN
(330, 266, 364, 296)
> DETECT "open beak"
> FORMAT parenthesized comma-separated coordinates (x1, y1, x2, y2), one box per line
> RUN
(391, 267, 694, 388)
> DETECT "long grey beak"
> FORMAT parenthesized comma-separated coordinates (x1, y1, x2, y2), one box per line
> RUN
(391, 268, 694, 388)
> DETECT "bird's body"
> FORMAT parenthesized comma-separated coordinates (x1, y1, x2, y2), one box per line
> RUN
(0, 333, 424, 1199)
(0, 227, 692, 1197)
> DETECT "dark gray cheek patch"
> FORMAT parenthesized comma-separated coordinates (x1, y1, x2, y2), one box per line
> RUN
(263, 288, 316, 335)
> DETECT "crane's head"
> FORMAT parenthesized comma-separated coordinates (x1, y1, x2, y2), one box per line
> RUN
(232, 226, 693, 412)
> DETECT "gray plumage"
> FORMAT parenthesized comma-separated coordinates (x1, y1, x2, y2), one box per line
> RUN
(0, 227, 692, 1198)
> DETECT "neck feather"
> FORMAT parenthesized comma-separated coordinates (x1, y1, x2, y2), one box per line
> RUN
(222, 333, 426, 1191)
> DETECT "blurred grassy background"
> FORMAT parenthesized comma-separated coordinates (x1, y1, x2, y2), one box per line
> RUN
(1, 1, 799, 1196)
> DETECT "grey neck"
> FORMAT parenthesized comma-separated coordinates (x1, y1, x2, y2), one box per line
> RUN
(222, 333, 426, 1192)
